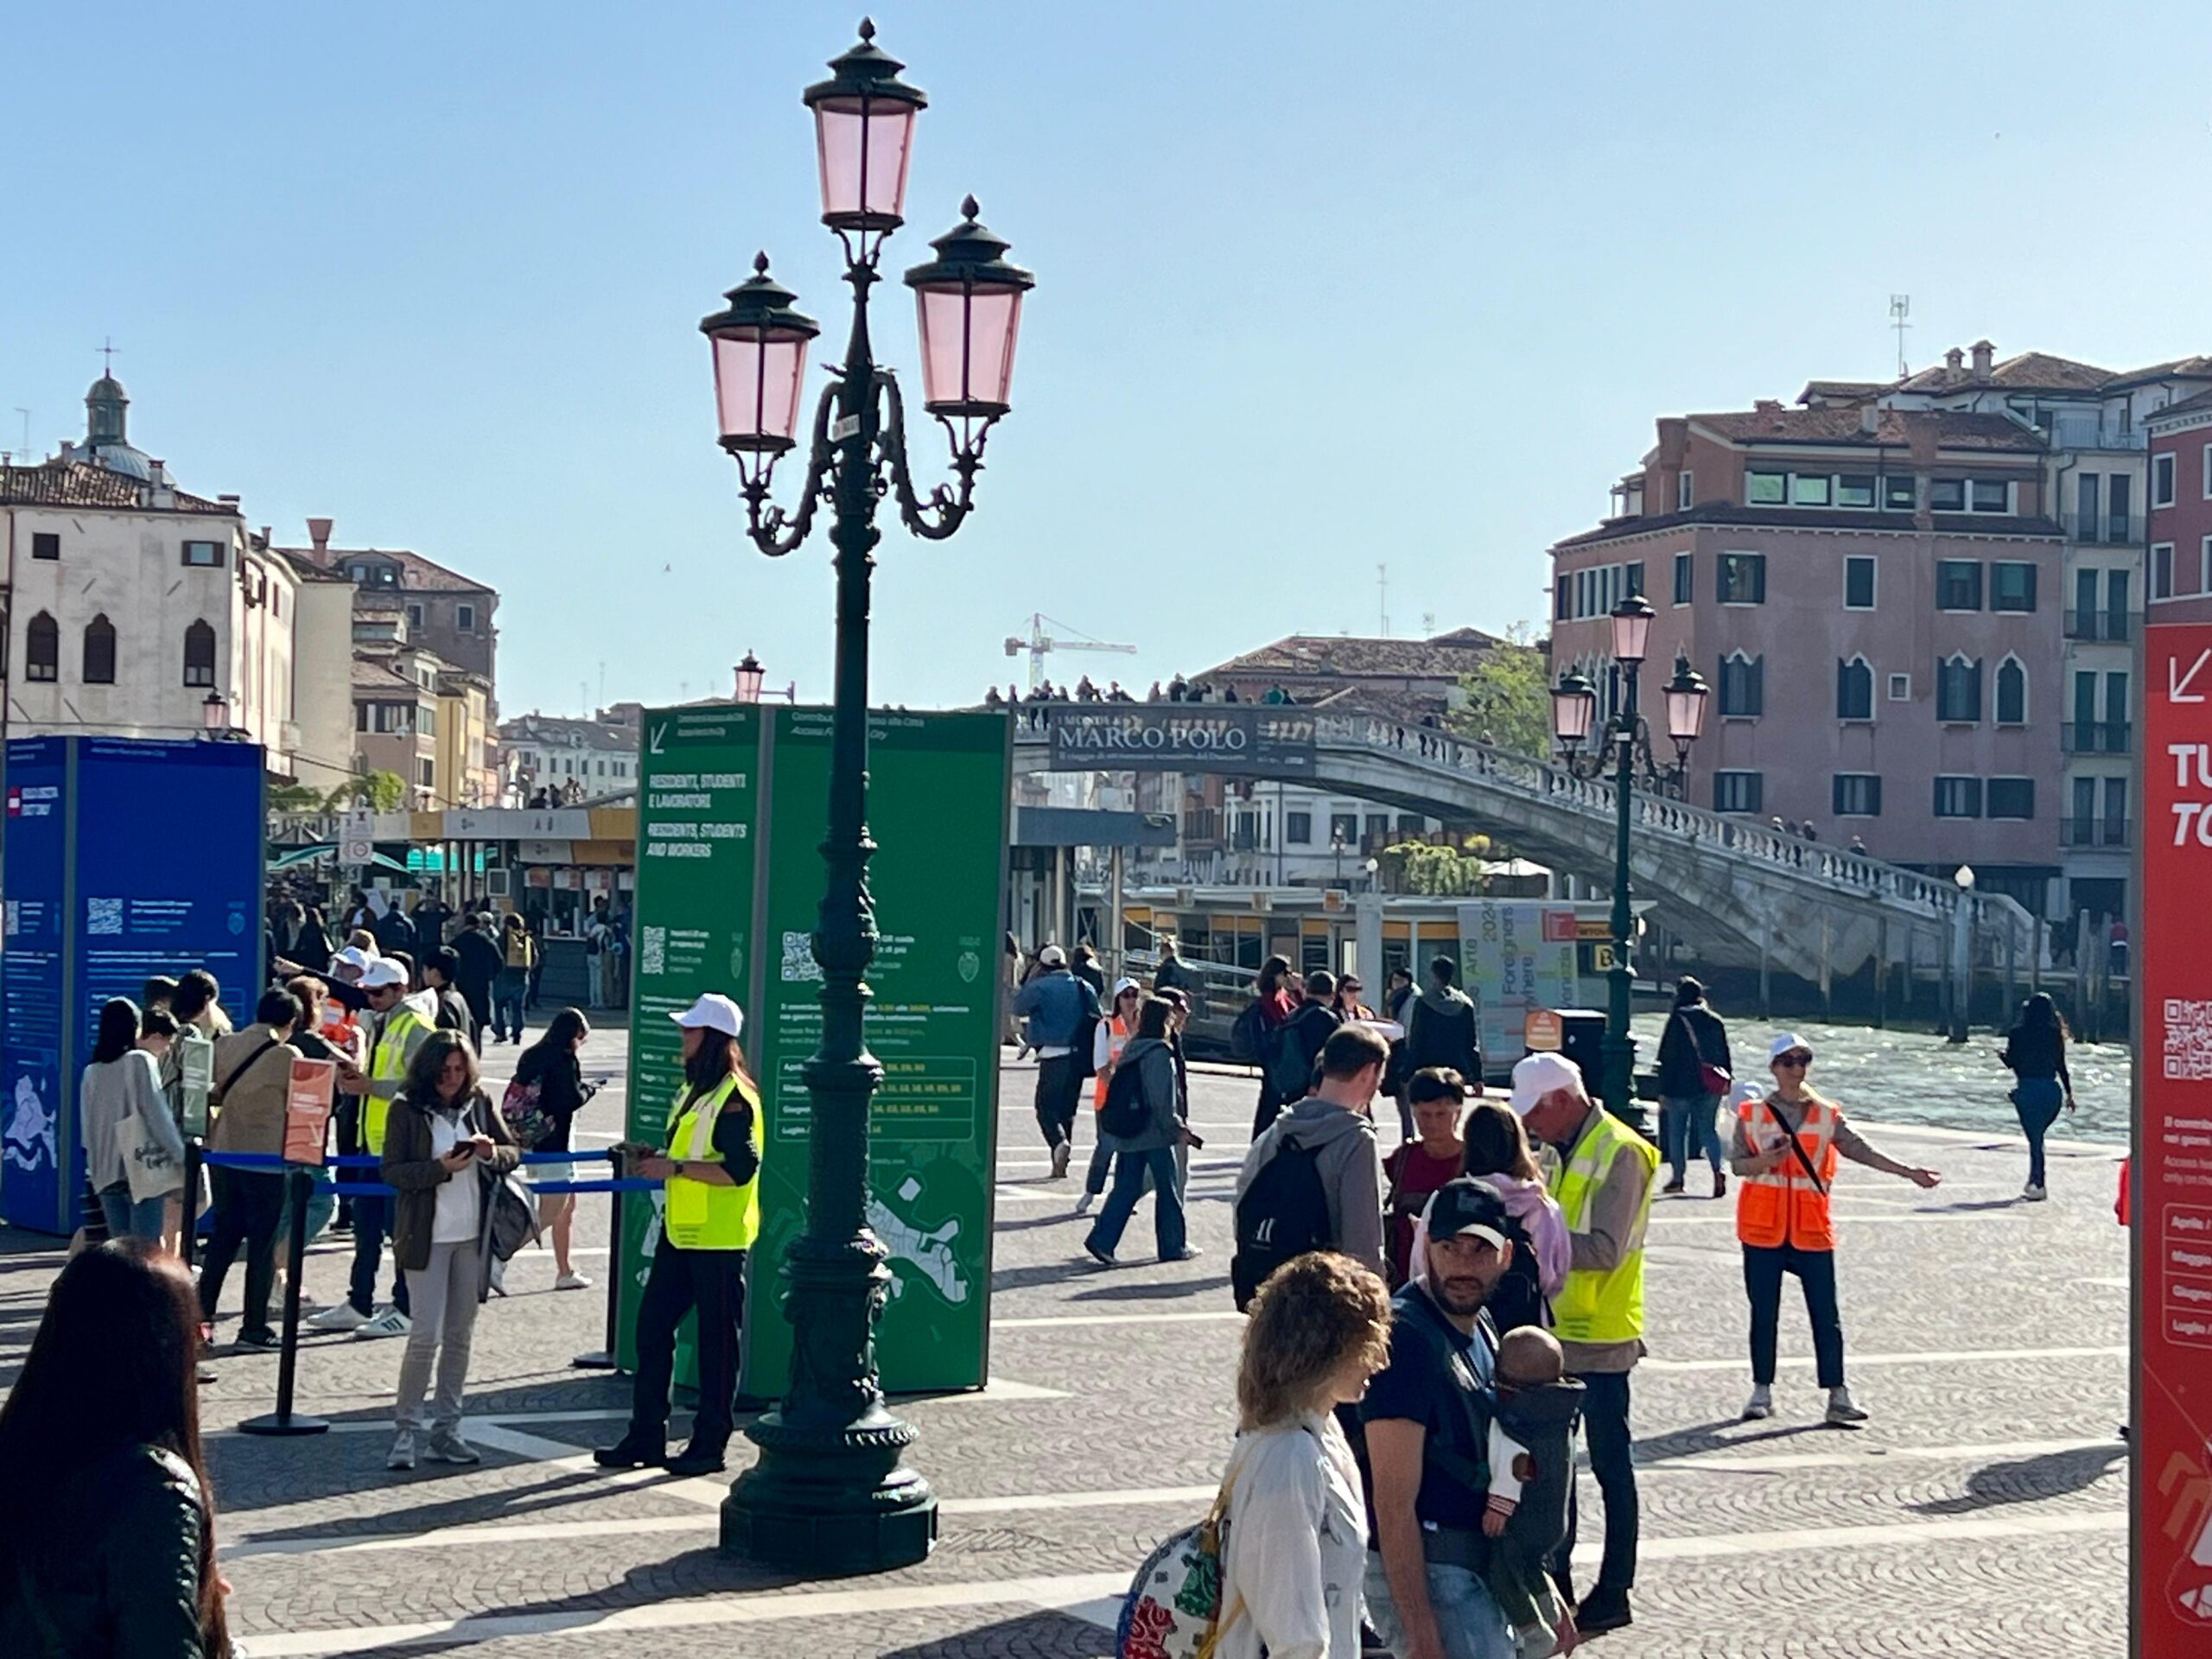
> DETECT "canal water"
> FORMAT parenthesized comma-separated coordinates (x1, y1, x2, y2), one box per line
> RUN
(1630, 1011, 2130, 1146)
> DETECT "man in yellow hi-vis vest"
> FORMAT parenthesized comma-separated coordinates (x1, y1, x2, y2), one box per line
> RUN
(309, 957, 436, 1338)
(595, 992, 763, 1479)
(1510, 1050, 1657, 1638)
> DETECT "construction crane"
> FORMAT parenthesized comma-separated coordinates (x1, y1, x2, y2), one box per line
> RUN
(1003, 613, 1138, 694)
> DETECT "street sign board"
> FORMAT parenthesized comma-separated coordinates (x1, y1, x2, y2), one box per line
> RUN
(1047, 706, 1317, 779)
(1455, 900, 1580, 1068)
(1, 739, 264, 1233)
(620, 705, 1010, 1395)
(2138, 620, 2212, 1647)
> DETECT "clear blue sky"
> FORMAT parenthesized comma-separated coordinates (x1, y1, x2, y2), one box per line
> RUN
(9, 3, 2210, 716)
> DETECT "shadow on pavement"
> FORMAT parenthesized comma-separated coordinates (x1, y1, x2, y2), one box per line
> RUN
(1908, 1443, 2126, 1516)
(880, 1610, 1114, 1658)
(1069, 1274, 1230, 1303)
(1633, 1417, 1835, 1465)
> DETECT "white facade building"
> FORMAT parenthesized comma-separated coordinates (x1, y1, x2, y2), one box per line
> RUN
(499, 711, 639, 805)
(0, 376, 352, 780)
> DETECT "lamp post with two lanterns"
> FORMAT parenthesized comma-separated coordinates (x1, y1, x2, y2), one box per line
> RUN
(699, 20, 1033, 1573)
(1549, 596, 1709, 1131)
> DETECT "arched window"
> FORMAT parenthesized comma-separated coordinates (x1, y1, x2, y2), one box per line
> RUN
(183, 619, 216, 688)
(1836, 656, 1874, 721)
(82, 613, 117, 685)
(1996, 656, 2027, 726)
(25, 612, 58, 683)
(1936, 652, 1982, 723)
(1718, 651, 1764, 717)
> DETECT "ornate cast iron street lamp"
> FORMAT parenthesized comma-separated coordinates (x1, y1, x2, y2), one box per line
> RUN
(1550, 597, 1708, 1129)
(702, 20, 1032, 1574)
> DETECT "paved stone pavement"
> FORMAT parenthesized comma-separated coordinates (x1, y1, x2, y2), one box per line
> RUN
(0, 1023, 2133, 1656)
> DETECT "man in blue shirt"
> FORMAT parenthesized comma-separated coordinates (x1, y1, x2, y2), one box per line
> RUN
(1011, 945, 1100, 1179)
(1360, 1179, 1520, 1659)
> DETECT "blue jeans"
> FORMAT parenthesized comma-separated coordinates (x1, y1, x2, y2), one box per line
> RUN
(2012, 1077, 2063, 1188)
(1658, 1093, 1724, 1184)
(347, 1191, 410, 1318)
(1084, 1145, 1185, 1261)
(493, 973, 527, 1041)
(1363, 1553, 1516, 1659)
(97, 1182, 167, 1243)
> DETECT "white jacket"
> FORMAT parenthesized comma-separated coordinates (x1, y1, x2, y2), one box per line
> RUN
(1217, 1411, 1367, 1659)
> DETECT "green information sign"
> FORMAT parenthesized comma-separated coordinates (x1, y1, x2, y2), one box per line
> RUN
(620, 704, 1010, 1395)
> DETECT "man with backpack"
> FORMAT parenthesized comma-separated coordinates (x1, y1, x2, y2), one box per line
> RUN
(1233, 1023, 1390, 1304)
(1268, 969, 1343, 1116)
(1404, 954, 1483, 1088)
(1360, 1177, 1523, 1659)
(1012, 944, 1102, 1179)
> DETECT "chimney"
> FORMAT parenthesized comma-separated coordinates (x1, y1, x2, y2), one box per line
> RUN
(1944, 346, 1964, 380)
(217, 493, 240, 505)
(1859, 404, 1881, 435)
(307, 517, 333, 553)
(1753, 398, 1783, 414)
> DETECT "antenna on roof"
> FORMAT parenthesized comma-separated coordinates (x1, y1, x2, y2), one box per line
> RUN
(12, 409, 29, 459)
(1889, 295, 1911, 378)
(1377, 563, 1389, 637)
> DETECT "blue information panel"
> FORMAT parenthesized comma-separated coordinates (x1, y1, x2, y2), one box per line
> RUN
(1, 738, 265, 1234)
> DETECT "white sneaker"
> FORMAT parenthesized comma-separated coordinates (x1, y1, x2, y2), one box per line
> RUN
(1741, 1384, 1774, 1421)
(554, 1271, 593, 1292)
(353, 1306, 412, 1340)
(423, 1431, 480, 1465)
(1074, 1192, 1095, 1217)
(308, 1303, 369, 1333)
(387, 1430, 416, 1471)
(1826, 1385, 1869, 1426)
(2022, 1183, 2047, 1202)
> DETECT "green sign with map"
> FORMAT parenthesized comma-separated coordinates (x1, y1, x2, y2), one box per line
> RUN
(620, 704, 1009, 1395)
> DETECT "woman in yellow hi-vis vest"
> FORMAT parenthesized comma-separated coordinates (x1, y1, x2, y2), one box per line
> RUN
(1729, 1033, 1941, 1428)
(595, 993, 761, 1478)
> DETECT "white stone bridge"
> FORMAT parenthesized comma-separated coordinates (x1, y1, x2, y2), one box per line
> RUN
(1011, 704, 2036, 990)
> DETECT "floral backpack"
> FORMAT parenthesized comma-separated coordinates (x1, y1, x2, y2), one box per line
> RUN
(1116, 1475, 1243, 1659)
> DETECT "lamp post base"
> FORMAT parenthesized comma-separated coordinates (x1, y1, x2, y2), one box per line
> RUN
(721, 1412, 938, 1572)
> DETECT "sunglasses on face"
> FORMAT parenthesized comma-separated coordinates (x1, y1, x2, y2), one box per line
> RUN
(1776, 1054, 1810, 1069)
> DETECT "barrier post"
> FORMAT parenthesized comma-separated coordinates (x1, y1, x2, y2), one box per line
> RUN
(179, 1141, 204, 1268)
(573, 1153, 621, 1370)
(238, 1166, 330, 1437)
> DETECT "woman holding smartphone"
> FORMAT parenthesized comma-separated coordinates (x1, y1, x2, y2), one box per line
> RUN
(596, 994, 764, 1478)
(380, 1030, 518, 1471)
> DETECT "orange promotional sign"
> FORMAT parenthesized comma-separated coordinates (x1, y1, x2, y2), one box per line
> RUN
(1523, 1010, 1563, 1052)
(283, 1058, 336, 1166)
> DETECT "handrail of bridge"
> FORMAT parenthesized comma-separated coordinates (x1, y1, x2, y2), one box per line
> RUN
(1008, 702, 2036, 951)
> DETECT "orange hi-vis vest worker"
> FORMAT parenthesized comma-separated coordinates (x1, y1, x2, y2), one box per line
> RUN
(1092, 1014, 1131, 1112)
(1735, 1092, 1840, 1251)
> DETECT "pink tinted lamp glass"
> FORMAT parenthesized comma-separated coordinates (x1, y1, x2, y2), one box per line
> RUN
(1666, 681, 1708, 745)
(813, 98, 918, 224)
(711, 332, 810, 447)
(915, 287, 1025, 411)
(1553, 683, 1596, 746)
(1610, 605, 1653, 665)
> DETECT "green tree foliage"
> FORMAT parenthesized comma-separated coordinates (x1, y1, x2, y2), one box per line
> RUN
(328, 770, 407, 811)
(1450, 633, 1551, 759)
(1376, 836, 1493, 897)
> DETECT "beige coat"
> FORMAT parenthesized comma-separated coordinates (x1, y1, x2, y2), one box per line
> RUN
(207, 1023, 302, 1156)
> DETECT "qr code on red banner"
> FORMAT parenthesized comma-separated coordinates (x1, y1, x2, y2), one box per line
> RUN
(2164, 999, 2212, 1080)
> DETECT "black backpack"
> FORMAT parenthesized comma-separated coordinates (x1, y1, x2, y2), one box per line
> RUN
(1099, 1060, 1150, 1140)
(1232, 1138, 1332, 1311)
(1229, 998, 1268, 1063)
(1484, 1210, 1551, 1337)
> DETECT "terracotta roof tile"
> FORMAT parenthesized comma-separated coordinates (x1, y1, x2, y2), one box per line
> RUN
(279, 543, 495, 595)
(0, 459, 237, 514)
(1554, 502, 2063, 551)
(1201, 631, 1500, 683)
(1689, 408, 2043, 451)
(2148, 387, 2212, 424)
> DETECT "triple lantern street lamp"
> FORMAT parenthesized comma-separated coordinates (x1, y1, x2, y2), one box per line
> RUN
(1548, 597, 1710, 1130)
(701, 20, 1032, 1573)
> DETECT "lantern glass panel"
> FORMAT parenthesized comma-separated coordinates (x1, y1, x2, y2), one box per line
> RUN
(916, 286, 1024, 412)
(710, 331, 810, 447)
(813, 97, 918, 225)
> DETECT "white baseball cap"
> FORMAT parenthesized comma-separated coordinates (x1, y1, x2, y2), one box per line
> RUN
(1037, 944, 1067, 968)
(1112, 976, 1140, 998)
(358, 959, 408, 990)
(1508, 1051, 1586, 1118)
(330, 945, 373, 971)
(1768, 1033, 1815, 1064)
(671, 993, 745, 1040)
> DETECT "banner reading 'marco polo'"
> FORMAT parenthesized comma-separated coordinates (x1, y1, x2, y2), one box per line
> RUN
(1046, 706, 1319, 779)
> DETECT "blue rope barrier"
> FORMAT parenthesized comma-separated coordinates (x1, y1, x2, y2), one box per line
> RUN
(203, 1148, 620, 1172)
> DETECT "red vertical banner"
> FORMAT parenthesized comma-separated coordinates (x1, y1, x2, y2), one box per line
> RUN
(2139, 621, 2212, 1651)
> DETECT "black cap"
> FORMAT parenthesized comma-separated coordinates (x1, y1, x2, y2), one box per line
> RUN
(1425, 1179, 1512, 1250)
